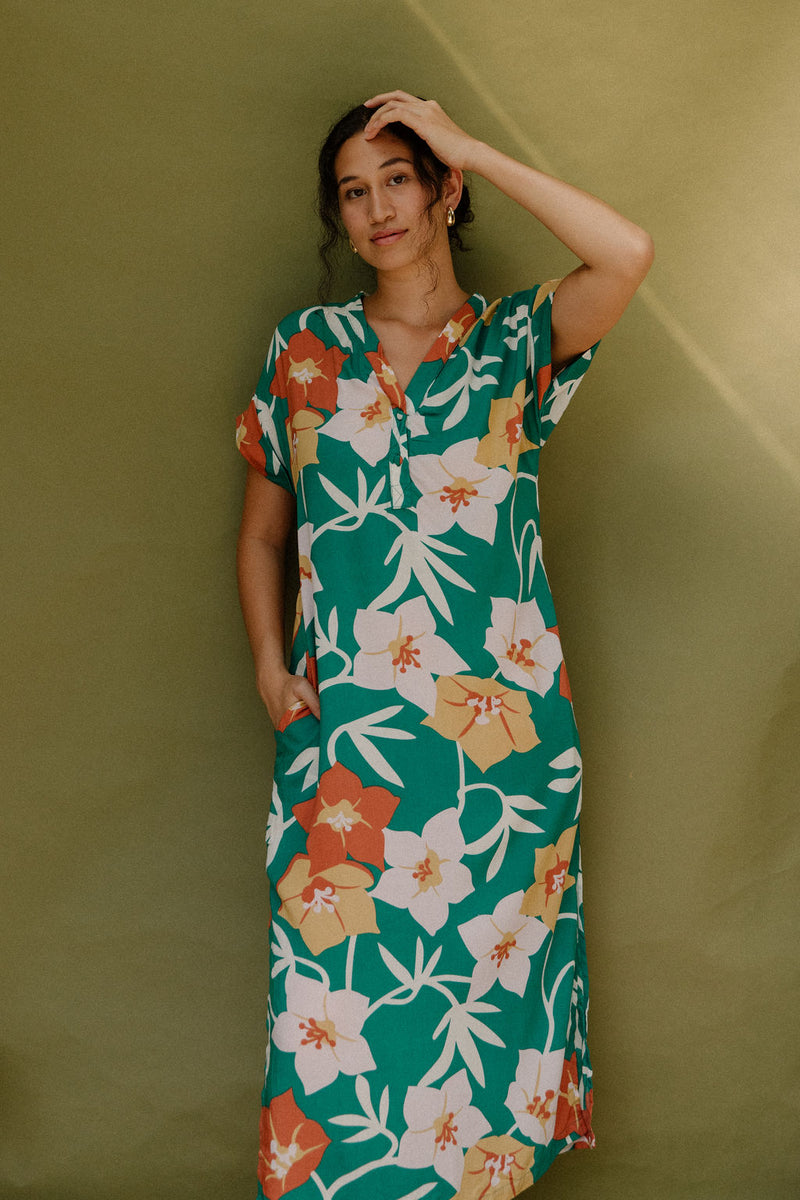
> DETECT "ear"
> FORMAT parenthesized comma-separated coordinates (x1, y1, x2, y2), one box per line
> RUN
(443, 168, 464, 212)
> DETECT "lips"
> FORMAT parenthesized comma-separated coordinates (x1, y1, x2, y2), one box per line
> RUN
(371, 229, 407, 245)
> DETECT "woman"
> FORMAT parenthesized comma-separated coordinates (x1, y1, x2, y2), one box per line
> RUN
(237, 91, 653, 1200)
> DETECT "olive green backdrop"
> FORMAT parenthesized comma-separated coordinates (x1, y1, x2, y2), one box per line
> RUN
(2, 1, 798, 1197)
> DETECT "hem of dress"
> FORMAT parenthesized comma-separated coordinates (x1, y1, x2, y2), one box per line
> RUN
(532, 1126, 596, 1185)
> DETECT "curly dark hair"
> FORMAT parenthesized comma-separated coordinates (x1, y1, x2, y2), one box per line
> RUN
(317, 102, 474, 299)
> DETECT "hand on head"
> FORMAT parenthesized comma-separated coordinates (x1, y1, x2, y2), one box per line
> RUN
(362, 90, 480, 172)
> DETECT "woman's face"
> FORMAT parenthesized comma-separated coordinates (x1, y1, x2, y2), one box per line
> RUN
(334, 131, 446, 269)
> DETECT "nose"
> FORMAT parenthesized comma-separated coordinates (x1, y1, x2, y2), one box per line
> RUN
(368, 187, 395, 224)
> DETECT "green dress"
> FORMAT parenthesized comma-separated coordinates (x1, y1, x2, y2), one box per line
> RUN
(237, 282, 599, 1200)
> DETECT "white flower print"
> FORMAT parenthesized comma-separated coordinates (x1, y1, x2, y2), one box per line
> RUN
(458, 891, 548, 1001)
(485, 597, 563, 694)
(352, 596, 468, 714)
(319, 375, 393, 466)
(271, 973, 375, 1095)
(397, 1068, 491, 1188)
(504, 1047, 564, 1144)
(371, 808, 474, 934)
(411, 437, 513, 543)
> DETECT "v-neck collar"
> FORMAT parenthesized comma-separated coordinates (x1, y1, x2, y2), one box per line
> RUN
(353, 291, 485, 407)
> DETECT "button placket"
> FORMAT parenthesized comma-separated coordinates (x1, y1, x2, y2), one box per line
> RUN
(388, 408, 409, 508)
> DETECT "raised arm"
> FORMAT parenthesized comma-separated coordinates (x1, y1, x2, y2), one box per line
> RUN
(236, 467, 320, 727)
(464, 143, 654, 370)
(363, 91, 654, 371)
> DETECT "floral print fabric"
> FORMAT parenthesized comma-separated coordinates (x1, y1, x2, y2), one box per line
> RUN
(237, 283, 599, 1198)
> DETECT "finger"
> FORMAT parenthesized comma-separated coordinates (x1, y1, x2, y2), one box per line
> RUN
(364, 101, 422, 139)
(363, 90, 417, 108)
(293, 676, 321, 719)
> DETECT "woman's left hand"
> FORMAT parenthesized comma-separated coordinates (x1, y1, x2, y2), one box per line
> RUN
(363, 91, 481, 171)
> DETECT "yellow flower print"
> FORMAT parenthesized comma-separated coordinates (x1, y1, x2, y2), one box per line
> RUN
(276, 854, 379, 956)
(453, 1134, 535, 1199)
(291, 587, 303, 643)
(481, 298, 502, 326)
(474, 381, 536, 476)
(287, 409, 324, 485)
(531, 278, 562, 315)
(288, 357, 324, 390)
(357, 389, 391, 433)
(520, 826, 577, 931)
(422, 675, 539, 773)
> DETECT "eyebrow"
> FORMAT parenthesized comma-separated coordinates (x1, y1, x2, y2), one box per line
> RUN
(337, 157, 413, 187)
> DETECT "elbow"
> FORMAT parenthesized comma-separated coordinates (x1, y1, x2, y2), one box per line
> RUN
(626, 228, 655, 281)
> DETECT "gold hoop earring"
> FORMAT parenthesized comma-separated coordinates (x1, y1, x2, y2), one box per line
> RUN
(349, 238, 358, 253)
(446, 207, 456, 227)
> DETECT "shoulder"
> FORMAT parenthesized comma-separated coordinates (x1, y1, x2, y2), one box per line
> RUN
(466, 287, 548, 344)
(271, 295, 363, 346)
(477, 285, 553, 327)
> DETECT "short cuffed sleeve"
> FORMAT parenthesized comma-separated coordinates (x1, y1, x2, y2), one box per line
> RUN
(524, 279, 601, 447)
(235, 327, 294, 494)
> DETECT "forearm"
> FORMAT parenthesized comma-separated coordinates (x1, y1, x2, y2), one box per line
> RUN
(465, 141, 653, 276)
(236, 532, 290, 703)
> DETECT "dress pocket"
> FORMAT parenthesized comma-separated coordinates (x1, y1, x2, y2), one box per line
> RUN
(276, 699, 314, 732)
(273, 702, 319, 789)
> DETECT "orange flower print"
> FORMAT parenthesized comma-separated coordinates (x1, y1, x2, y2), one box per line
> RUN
(422, 675, 539, 772)
(235, 398, 267, 473)
(423, 312, 471, 361)
(548, 623, 573, 700)
(365, 350, 406, 410)
(276, 854, 379, 956)
(258, 1088, 330, 1198)
(292, 762, 401, 872)
(453, 1134, 535, 1200)
(474, 381, 536, 476)
(553, 1054, 594, 1144)
(286, 409, 324, 485)
(519, 826, 577, 931)
(577, 1081, 594, 1144)
(271, 328, 347, 420)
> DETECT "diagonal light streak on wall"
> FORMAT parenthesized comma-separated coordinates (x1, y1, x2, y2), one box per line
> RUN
(403, 0, 800, 486)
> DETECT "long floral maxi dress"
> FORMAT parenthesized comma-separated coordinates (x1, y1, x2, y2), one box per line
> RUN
(236, 283, 599, 1200)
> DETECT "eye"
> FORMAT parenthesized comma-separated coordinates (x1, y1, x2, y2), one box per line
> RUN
(344, 185, 366, 200)
(387, 173, 408, 186)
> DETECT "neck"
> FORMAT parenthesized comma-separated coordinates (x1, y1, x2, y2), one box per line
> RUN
(364, 247, 469, 329)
